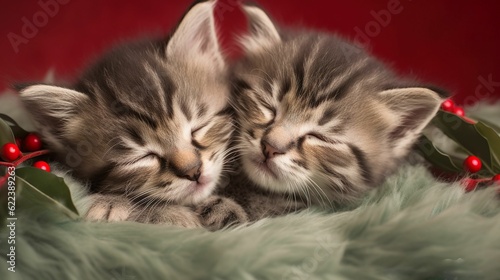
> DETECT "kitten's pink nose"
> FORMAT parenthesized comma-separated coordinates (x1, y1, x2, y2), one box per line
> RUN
(171, 150, 202, 181)
(183, 166, 201, 182)
(262, 140, 285, 159)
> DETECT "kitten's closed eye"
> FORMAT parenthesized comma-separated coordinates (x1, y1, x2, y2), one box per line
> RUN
(122, 152, 160, 166)
(143, 152, 160, 160)
(304, 133, 331, 143)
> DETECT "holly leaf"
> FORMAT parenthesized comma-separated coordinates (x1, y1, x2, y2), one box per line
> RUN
(432, 110, 496, 174)
(416, 135, 463, 173)
(474, 122, 500, 173)
(0, 113, 30, 138)
(473, 117, 500, 133)
(0, 171, 9, 223)
(15, 167, 79, 218)
(0, 118, 15, 147)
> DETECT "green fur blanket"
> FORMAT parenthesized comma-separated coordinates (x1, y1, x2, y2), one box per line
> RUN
(1, 93, 500, 280)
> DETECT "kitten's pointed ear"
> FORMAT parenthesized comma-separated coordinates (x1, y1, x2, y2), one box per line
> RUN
(19, 84, 89, 151)
(240, 4, 281, 53)
(167, 0, 224, 70)
(19, 84, 88, 125)
(379, 87, 444, 154)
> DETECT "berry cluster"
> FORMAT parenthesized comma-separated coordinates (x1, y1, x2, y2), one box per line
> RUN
(440, 98, 475, 124)
(441, 99, 500, 192)
(1, 133, 50, 172)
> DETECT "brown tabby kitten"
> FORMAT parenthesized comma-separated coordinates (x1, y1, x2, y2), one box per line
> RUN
(213, 4, 447, 221)
(18, 0, 247, 228)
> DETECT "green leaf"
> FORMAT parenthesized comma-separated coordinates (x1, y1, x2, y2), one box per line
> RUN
(474, 122, 500, 173)
(16, 167, 79, 217)
(0, 113, 30, 138)
(10, 177, 79, 221)
(473, 117, 500, 133)
(0, 174, 9, 223)
(0, 118, 16, 147)
(432, 110, 495, 174)
(416, 135, 463, 173)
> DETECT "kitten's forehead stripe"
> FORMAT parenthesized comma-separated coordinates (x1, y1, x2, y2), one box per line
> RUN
(318, 108, 337, 126)
(78, 41, 179, 121)
(326, 70, 361, 101)
(180, 99, 192, 121)
(110, 100, 159, 129)
(160, 74, 176, 119)
(278, 77, 291, 102)
(143, 61, 167, 112)
(293, 60, 306, 98)
(198, 103, 208, 117)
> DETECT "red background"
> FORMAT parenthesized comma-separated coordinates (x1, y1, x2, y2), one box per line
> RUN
(1, 0, 499, 105)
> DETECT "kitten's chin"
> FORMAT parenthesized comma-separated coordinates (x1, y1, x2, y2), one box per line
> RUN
(242, 157, 293, 194)
(150, 176, 216, 206)
(181, 177, 216, 205)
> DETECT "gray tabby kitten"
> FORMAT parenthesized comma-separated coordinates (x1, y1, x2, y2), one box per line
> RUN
(215, 4, 446, 221)
(18, 0, 247, 228)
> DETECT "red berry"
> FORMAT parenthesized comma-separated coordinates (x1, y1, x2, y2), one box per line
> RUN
(453, 106, 465, 117)
(464, 156, 482, 173)
(492, 174, 500, 184)
(24, 133, 42, 152)
(441, 99, 455, 112)
(1, 143, 21, 161)
(33, 161, 50, 172)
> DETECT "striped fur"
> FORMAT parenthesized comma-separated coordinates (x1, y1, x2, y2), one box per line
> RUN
(19, 1, 239, 226)
(230, 5, 446, 208)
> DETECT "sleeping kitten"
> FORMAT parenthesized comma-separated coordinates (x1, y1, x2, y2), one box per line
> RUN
(18, 0, 247, 228)
(216, 4, 446, 220)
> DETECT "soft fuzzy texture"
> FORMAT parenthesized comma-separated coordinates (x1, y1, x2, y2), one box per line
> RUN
(1, 96, 500, 279)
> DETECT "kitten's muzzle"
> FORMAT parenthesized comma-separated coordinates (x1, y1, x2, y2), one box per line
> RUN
(183, 167, 201, 182)
(173, 164, 201, 182)
(171, 150, 202, 182)
(261, 140, 286, 160)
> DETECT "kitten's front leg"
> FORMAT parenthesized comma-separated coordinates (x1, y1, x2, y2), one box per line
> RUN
(85, 194, 202, 228)
(195, 195, 249, 231)
(85, 193, 132, 222)
(129, 204, 203, 228)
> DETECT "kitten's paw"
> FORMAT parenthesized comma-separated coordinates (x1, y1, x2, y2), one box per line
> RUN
(130, 204, 203, 228)
(195, 195, 249, 231)
(85, 194, 132, 222)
